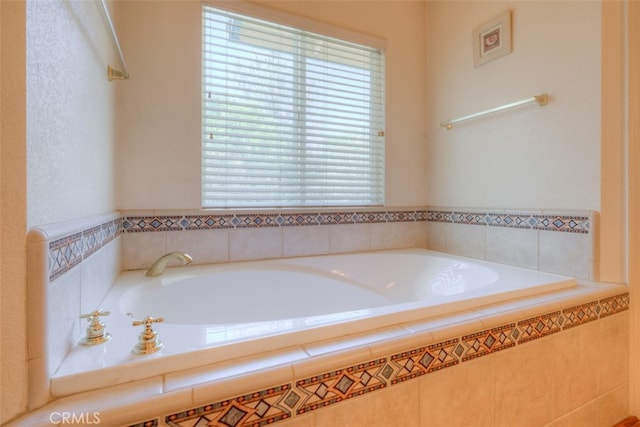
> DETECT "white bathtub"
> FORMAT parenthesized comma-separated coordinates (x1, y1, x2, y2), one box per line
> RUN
(52, 248, 576, 397)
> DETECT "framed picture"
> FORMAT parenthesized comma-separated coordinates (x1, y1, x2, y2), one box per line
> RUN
(473, 10, 512, 67)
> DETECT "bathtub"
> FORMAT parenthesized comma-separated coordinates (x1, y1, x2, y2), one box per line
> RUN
(51, 248, 576, 397)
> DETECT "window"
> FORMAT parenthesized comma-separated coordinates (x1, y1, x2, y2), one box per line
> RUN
(202, 5, 385, 208)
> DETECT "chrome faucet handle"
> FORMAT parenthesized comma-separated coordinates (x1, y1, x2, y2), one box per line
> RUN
(131, 315, 164, 355)
(79, 309, 111, 346)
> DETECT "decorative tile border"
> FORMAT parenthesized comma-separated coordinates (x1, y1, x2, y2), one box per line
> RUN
(46, 207, 594, 282)
(427, 209, 591, 233)
(295, 359, 387, 415)
(166, 385, 293, 426)
(127, 292, 629, 427)
(562, 300, 600, 329)
(389, 338, 459, 384)
(124, 208, 591, 233)
(46, 208, 424, 282)
(458, 323, 518, 362)
(600, 294, 630, 317)
(128, 421, 157, 427)
(48, 218, 122, 282)
(122, 209, 428, 233)
(517, 311, 562, 344)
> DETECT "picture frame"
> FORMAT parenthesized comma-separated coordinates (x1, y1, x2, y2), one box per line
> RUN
(473, 10, 512, 67)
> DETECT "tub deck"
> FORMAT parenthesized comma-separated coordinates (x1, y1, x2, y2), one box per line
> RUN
(52, 249, 576, 398)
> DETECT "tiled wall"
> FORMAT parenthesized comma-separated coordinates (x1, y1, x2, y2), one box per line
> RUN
(26, 206, 601, 415)
(120, 208, 429, 271)
(26, 207, 428, 409)
(119, 207, 596, 281)
(26, 213, 122, 409)
(427, 208, 598, 280)
(120, 290, 628, 427)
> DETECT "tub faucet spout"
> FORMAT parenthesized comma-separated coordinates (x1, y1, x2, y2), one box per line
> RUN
(146, 251, 193, 277)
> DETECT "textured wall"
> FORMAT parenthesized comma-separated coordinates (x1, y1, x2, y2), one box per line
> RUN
(2, 0, 120, 421)
(26, 0, 117, 229)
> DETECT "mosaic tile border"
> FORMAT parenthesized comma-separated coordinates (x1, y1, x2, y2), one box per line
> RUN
(128, 292, 629, 427)
(45, 207, 593, 284)
(427, 209, 591, 233)
(122, 209, 592, 233)
(166, 385, 293, 426)
(122, 209, 428, 232)
(48, 218, 122, 282)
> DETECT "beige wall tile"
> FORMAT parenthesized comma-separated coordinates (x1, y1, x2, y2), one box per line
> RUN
(550, 323, 600, 417)
(446, 223, 486, 260)
(314, 381, 420, 427)
(409, 221, 429, 248)
(419, 356, 495, 426)
(122, 231, 167, 270)
(229, 227, 283, 261)
(80, 238, 121, 314)
(539, 230, 592, 279)
(283, 225, 330, 257)
(485, 226, 538, 270)
(594, 312, 629, 394)
(328, 223, 372, 253)
(47, 269, 81, 374)
(550, 400, 600, 427)
(276, 413, 316, 427)
(166, 229, 228, 265)
(493, 340, 554, 426)
(370, 222, 417, 250)
(549, 382, 627, 426)
(427, 221, 448, 253)
(597, 382, 629, 426)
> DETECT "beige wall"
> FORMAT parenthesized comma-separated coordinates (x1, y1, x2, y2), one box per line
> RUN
(0, 1, 28, 423)
(600, 1, 626, 294)
(427, 1, 601, 211)
(115, 0, 428, 209)
(426, 1, 626, 284)
(27, 0, 117, 229)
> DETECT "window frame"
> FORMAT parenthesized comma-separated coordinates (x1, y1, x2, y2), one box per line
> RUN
(201, 1, 387, 209)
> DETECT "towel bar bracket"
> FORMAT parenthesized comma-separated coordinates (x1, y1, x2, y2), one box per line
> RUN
(107, 66, 127, 81)
(98, 0, 129, 82)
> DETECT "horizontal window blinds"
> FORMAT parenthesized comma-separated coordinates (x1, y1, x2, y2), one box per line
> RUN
(202, 5, 385, 208)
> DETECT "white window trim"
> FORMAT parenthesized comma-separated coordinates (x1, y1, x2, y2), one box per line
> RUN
(204, 0, 387, 52)
(202, 2, 386, 208)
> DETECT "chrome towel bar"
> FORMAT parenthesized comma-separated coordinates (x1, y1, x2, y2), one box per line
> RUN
(440, 94, 548, 130)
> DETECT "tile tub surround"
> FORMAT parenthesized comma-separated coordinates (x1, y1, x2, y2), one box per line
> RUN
(119, 207, 596, 276)
(427, 208, 598, 280)
(24, 207, 427, 411)
(120, 208, 429, 270)
(11, 283, 628, 426)
(23, 206, 603, 421)
(26, 212, 122, 410)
